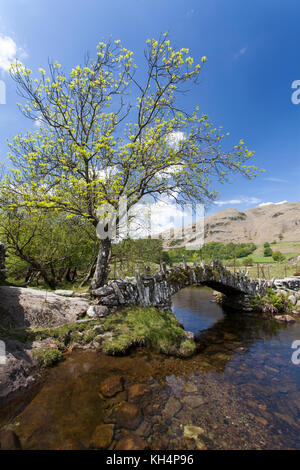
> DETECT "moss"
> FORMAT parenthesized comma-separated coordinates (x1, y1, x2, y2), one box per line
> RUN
(32, 348, 63, 368)
(167, 268, 191, 285)
(102, 334, 133, 355)
(178, 339, 196, 357)
(101, 306, 196, 357)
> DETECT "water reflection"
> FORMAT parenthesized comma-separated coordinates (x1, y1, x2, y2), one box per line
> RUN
(172, 286, 224, 334)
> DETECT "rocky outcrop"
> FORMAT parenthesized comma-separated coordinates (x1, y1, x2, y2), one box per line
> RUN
(0, 286, 89, 329)
(0, 286, 90, 404)
(92, 260, 268, 311)
(0, 338, 39, 406)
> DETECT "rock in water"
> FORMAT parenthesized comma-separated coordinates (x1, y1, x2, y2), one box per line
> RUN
(89, 424, 114, 449)
(127, 383, 151, 402)
(0, 430, 22, 450)
(274, 315, 296, 323)
(115, 403, 142, 430)
(115, 435, 147, 450)
(99, 375, 124, 397)
(184, 425, 206, 439)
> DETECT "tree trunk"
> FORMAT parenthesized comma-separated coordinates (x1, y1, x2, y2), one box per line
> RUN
(65, 267, 72, 282)
(79, 255, 97, 288)
(91, 238, 112, 289)
(40, 268, 57, 290)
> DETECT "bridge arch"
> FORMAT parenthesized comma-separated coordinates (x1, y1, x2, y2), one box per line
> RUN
(92, 260, 268, 312)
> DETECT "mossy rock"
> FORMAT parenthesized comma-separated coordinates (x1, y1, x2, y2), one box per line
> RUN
(101, 306, 196, 358)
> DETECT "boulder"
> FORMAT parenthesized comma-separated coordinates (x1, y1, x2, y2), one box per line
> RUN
(115, 403, 142, 430)
(89, 424, 114, 449)
(0, 338, 38, 405)
(0, 286, 89, 328)
(288, 295, 297, 306)
(0, 430, 22, 450)
(184, 425, 206, 440)
(99, 375, 124, 397)
(86, 305, 109, 318)
(185, 331, 195, 341)
(163, 397, 182, 418)
(274, 315, 296, 323)
(127, 383, 151, 402)
(54, 289, 74, 297)
(115, 435, 147, 450)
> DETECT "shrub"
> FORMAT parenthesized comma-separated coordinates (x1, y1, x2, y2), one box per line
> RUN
(264, 246, 273, 257)
(251, 294, 263, 309)
(272, 250, 285, 262)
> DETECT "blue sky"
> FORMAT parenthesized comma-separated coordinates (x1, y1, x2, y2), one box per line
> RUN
(0, 0, 299, 216)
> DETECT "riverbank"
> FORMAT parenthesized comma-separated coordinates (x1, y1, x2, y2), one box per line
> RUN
(0, 300, 196, 408)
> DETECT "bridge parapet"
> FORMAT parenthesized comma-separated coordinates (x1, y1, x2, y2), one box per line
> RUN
(92, 259, 268, 311)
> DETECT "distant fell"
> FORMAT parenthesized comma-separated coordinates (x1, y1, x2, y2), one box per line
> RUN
(162, 201, 300, 248)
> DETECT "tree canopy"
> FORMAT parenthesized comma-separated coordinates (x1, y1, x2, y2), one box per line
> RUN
(2, 34, 260, 287)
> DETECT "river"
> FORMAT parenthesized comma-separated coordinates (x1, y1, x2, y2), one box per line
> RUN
(1, 286, 300, 449)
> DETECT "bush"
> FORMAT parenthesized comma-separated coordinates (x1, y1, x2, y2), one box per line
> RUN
(272, 250, 285, 262)
(264, 246, 273, 257)
(265, 289, 291, 312)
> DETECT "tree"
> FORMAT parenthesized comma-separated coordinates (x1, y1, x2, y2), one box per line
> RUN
(0, 203, 96, 289)
(4, 34, 259, 288)
(272, 250, 285, 262)
(264, 246, 273, 257)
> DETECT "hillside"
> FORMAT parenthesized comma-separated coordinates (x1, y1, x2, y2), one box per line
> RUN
(162, 201, 300, 249)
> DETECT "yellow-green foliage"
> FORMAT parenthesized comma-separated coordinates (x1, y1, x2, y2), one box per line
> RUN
(102, 306, 196, 357)
(4, 34, 258, 230)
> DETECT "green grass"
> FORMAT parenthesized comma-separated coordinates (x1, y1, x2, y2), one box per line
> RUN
(101, 306, 196, 357)
(1, 320, 99, 345)
(32, 348, 63, 368)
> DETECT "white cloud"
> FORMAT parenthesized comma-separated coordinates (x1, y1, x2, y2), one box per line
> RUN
(263, 177, 288, 183)
(166, 131, 186, 149)
(34, 115, 42, 127)
(258, 200, 288, 207)
(125, 200, 188, 239)
(214, 197, 261, 206)
(234, 47, 247, 60)
(0, 34, 27, 72)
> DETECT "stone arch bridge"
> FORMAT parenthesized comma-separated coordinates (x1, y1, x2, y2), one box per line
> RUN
(92, 259, 268, 312)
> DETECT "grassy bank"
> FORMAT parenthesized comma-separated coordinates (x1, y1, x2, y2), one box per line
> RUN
(1, 306, 196, 366)
(101, 306, 195, 357)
